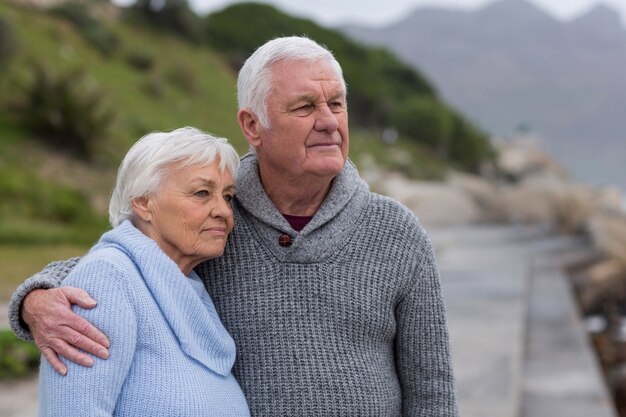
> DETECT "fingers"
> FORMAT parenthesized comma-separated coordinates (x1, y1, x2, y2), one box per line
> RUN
(59, 322, 109, 359)
(58, 288, 110, 349)
(41, 335, 94, 372)
(53, 337, 94, 368)
(35, 329, 96, 371)
(45, 296, 110, 357)
(25, 286, 111, 371)
(40, 346, 68, 376)
(55, 304, 111, 350)
(61, 287, 111, 348)
(60, 286, 97, 309)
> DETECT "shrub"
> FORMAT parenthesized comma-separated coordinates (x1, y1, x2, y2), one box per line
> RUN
(448, 116, 496, 173)
(0, 167, 94, 224)
(125, 49, 155, 72)
(10, 63, 114, 159)
(391, 97, 454, 157)
(0, 330, 39, 380)
(126, 0, 204, 44)
(166, 64, 198, 94)
(0, 15, 18, 71)
(50, 1, 118, 56)
(138, 74, 165, 99)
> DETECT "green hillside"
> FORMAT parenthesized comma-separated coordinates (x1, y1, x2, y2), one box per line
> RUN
(0, 0, 492, 247)
(0, 1, 244, 244)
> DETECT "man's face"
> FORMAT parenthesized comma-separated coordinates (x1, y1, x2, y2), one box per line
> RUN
(257, 59, 349, 182)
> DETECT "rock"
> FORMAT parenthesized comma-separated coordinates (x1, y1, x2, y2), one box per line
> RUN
(495, 136, 568, 182)
(370, 172, 482, 227)
(589, 213, 626, 267)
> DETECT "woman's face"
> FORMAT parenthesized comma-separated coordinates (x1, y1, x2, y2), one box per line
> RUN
(134, 159, 235, 275)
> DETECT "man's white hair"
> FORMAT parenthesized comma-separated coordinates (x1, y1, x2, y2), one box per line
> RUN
(237, 36, 347, 129)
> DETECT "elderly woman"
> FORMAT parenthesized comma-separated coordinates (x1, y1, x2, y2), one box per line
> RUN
(38, 127, 250, 416)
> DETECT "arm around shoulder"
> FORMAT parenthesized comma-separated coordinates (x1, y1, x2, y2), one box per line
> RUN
(8, 257, 81, 341)
(39, 255, 138, 416)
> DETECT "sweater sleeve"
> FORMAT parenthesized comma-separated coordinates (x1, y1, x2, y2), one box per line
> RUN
(395, 234, 459, 417)
(8, 257, 82, 341)
(38, 255, 138, 417)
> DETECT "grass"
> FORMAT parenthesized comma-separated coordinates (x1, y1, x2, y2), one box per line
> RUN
(0, 330, 39, 380)
(0, 1, 245, 160)
(0, 244, 89, 302)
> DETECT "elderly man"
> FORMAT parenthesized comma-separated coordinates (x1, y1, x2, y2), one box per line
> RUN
(10, 36, 458, 416)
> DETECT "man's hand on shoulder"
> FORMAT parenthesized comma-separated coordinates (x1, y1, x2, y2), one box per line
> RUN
(22, 287, 110, 375)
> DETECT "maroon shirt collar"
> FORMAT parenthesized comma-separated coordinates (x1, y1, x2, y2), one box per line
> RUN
(282, 214, 313, 232)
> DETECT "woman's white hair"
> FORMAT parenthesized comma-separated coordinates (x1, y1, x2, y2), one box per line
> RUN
(108, 126, 240, 227)
(237, 36, 347, 129)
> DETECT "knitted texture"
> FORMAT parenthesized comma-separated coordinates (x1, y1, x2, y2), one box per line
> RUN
(10, 154, 458, 416)
(9, 257, 81, 341)
(38, 221, 250, 416)
(198, 155, 458, 416)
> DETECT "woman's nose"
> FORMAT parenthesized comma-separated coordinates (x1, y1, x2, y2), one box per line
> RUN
(212, 196, 233, 219)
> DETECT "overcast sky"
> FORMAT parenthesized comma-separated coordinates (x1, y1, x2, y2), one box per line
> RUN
(176, 0, 626, 27)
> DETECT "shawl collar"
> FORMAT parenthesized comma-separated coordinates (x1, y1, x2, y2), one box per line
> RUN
(92, 221, 236, 376)
(234, 153, 371, 263)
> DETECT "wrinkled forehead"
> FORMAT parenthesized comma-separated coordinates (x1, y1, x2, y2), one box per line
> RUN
(268, 58, 346, 92)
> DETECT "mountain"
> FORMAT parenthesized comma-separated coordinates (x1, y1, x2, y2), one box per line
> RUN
(343, 0, 626, 189)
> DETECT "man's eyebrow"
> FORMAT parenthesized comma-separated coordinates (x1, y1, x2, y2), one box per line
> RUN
(288, 94, 317, 105)
(288, 91, 345, 106)
(328, 91, 346, 101)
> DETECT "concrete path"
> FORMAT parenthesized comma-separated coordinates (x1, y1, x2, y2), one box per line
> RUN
(431, 225, 617, 417)
(0, 304, 39, 417)
(0, 376, 38, 417)
(0, 225, 618, 416)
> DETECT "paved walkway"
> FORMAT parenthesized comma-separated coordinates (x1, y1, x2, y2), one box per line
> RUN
(0, 225, 618, 416)
(431, 225, 617, 417)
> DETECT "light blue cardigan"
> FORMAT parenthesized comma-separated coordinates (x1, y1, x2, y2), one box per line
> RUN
(39, 220, 250, 416)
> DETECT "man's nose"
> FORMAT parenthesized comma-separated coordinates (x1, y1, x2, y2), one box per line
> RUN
(314, 104, 339, 132)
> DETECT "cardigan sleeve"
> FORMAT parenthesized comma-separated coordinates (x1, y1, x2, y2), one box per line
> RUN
(394, 234, 459, 417)
(38, 255, 138, 417)
(8, 257, 82, 341)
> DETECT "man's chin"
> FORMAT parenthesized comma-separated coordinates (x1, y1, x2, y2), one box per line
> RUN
(306, 159, 346, 178)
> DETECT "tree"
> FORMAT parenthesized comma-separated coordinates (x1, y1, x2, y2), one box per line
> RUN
(129, 0, 203, 43)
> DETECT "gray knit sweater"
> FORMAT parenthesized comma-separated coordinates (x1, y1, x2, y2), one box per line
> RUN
(10, 154, 458, 416)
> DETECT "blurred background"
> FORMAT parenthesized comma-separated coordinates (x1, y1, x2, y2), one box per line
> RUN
(0, 0, 625, 415)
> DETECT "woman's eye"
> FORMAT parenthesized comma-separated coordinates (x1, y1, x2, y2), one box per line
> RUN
(223, 194, 234, 204)
(194, 190, 209, 197)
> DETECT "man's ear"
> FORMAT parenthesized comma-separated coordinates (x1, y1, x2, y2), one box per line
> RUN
(131, 196, 152, 222)
(237, 108, 262, 148)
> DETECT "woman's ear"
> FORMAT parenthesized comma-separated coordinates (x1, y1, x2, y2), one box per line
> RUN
(237, 108, 262, 149)
(131, 196, 152, 222)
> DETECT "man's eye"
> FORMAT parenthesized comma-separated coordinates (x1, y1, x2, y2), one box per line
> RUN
(293, 104, 314, 114)
(223, 194, 234, 204)
(329, 101, 344, 111)
(194, 190, 209, 197)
